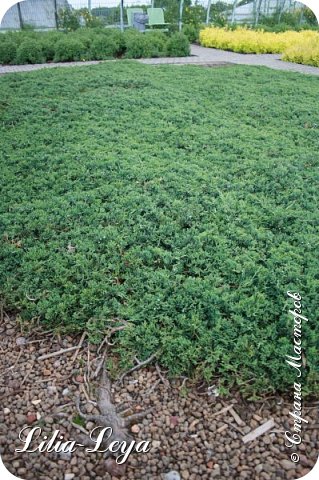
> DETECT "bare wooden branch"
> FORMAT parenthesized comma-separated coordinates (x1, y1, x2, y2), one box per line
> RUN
(71, 422, 89, 435)
(38, 345, 79, 361)
(223, 419, 244, 435)
(216, 424, 228, 434)
(92, 352, 107, 379)
(124, 409, 152, 427)
(229, 407, 245, 426)
(156, 363, 170, 388)
(71, 331, 87, 363)
(242, 419, 276, 443)
(118, 353, 157, 385)
(211, 404, 234, 419)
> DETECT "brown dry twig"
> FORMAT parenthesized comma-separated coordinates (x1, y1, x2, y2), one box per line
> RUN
(97, 322, 128, 355)
(117, 352, 158, 386)
(71, 331, 87, 363)
(155, 363, 170, 388)
(37, 345, 79, 361)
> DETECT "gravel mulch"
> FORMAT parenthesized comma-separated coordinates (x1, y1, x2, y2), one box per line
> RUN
(0, 316, 318, 480)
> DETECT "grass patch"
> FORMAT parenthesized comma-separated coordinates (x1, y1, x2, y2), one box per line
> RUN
(0, 62, 318, 397)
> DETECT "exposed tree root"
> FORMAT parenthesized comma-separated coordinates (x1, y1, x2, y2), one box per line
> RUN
(74, 368, 151, 459)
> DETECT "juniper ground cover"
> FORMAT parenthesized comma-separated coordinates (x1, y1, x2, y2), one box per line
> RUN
(0, 62, 318, 397)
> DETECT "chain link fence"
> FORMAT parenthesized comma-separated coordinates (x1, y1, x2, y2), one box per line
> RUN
(0, 0, 312, 31)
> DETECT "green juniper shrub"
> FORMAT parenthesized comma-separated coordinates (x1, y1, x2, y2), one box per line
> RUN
(54, 37, 86, 62)
(144, 31, 167, 57)
(103, 29, 126, 55)
(166, 32, 190, 57)
(90, 28, 125, 59)
(74, 28, 100, 50)
(182, 24, 199, 43)
(168, 24, 179, 34)
(2, 31, 24, 47)
(0, 29, 189, 65)
(40, 32, 63, 62)
(90, 35, 119, 59)
(0, 63, 318, 397)
(16, 39, 44, 64)
(0, 39, 17, 65)
(124, 30, 153, 58)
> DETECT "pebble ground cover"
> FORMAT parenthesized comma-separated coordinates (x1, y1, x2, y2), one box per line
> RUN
(0, 62, 318, 398)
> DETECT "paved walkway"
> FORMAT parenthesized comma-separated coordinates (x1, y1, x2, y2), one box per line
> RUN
(1, 45, 319, 76)
(140, 44, 319, 76)
(0, 60, 101, 75)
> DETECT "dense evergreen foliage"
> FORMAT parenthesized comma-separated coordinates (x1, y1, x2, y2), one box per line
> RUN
(0, 62, 318, 397)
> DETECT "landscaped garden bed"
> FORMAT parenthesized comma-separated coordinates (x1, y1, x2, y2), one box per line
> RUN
(0, 28, 190, 65)
(200, 27, 319, 67)
(0, 61, 318, 399)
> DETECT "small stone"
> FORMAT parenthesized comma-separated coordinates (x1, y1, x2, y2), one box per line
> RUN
(8, 380, 20, 390)
(170, 416, 179, 428)
(16, 337, 26, 346)
(16, 414, 26, 425)
(62, 388, 70, 396)
(105, 458, 127, 476)
(152, 440, 161, 449)
(211, 465, 221, 478)
(60, 451, 72, 461)
(282, 460, 295, 470)
(47, 385, 57, 395)
(86, 403, 94, 413)
(164, 471, 181, 480)
(43, 369, 51, 376)
(131, 424, 140, 434)
(31, 399, 41, 406)
(26, 413, 37, 424)
(127, 384, 135, 393)
(3, 408, 10, 415)
(255, 464, 264, 474)
(64, 474, 75, 480)
(75, 375, 84, 383)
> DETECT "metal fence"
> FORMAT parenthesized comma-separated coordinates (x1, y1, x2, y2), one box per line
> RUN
(0, 0, 153, 30)
(0, 0, 312, 31)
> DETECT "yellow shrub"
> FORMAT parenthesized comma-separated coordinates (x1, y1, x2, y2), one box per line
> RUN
(283, 36, 319, 67)
(199, 27, 319, 66)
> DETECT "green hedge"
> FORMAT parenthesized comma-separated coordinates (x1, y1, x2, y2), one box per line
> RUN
(0, 28, 190, 65)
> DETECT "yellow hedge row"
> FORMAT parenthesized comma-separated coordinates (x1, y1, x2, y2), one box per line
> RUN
(199, 28, 319, 66)
(283, 37, 319, 67)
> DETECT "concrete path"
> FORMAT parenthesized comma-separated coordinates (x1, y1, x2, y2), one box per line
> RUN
(1, 45, 319, 76)
(0, 60, 101, 75)
(140, 44, 319, 76)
